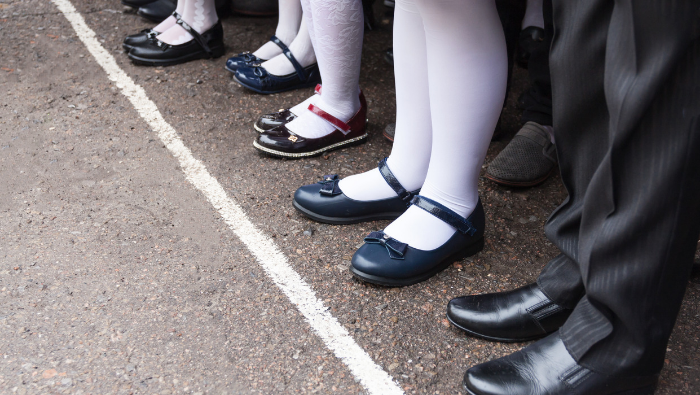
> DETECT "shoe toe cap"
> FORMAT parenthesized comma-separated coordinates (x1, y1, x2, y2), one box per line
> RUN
(293, 184, 324, 210)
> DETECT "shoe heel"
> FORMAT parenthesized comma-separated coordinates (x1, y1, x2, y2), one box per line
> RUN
(460, 237, 484, 260)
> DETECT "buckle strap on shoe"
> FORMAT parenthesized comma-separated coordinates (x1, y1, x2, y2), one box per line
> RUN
(410, 196, 477, 235)
(308, 104, 351, 135)
(378, 158, 413, 205)
(318, 174, 342, 196)
(174, 14, 213, 57)
(364, 231, 407, 260)
(270, 35, 307, 82)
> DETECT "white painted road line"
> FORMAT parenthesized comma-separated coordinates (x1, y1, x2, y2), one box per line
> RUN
(50, 1, 405, 393)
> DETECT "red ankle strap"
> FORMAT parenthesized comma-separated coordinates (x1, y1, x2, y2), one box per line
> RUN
(314, 84, 322, 95)
(308, 103, 351, 134)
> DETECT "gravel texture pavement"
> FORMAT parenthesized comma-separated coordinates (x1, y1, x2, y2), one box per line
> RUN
(1, 1, 699, 394)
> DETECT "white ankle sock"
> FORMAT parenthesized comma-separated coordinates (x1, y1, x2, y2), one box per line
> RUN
(260, 19, 316, 76)
(253, 0, 303, 60)
(289, 0, 363, 139)
(380, 0, 507, 251)
(158, 0, 217, 46)
(522, 0, 544, 29)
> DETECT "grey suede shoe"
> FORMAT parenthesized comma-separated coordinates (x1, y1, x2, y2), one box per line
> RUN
(486, 122, 557, 187)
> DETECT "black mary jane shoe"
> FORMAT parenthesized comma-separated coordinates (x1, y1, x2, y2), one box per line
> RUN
(464, 332, 658, 395)
(233, 37, 321, 94)
(123, 28, 158, 51)
(293, 158, 417, 225)
(446, 283, 572, 342)
(351, 196, 485, 287)
(225, 35, 291, 73)
(128, 17, 225, 67)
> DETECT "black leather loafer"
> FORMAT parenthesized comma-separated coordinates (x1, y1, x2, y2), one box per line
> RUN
(233, 36, 321, 94)
(447, 283, 571, 342)
(123, 28, 158, 51)
(137, 0, 176, 23)
(128, 18, 225, 66)
(293, 158, 417, 224)
(464, 333, 658, 395)
(351, 196, 485, 287)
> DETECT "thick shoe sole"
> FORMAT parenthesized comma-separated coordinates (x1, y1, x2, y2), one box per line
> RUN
(233, 75, 320, 95)
(128, 46, 225, 67)
(252, 133, 368, 158)
(292, 199, 403, 225)
(446, 314, 552, 343)
(484, 166, 555, 188)
(464, 383, 656, 395)
(350, 237, 484, 287)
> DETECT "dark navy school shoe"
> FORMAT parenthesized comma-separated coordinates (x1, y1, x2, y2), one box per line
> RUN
(293, 158, 417, 224)
(225, 35, 289, 72)
(233, 37, 321, 94)
(351, 196, 485, 287)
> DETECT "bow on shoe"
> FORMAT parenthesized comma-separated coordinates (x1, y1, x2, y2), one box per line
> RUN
(318, 174, 342, 196)
(364, 231, 407, 260)
(253, 65, 268, 78)
(241, 52, 257, 62)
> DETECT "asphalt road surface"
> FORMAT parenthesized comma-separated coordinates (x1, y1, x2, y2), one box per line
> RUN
(2, 1, 700, 394)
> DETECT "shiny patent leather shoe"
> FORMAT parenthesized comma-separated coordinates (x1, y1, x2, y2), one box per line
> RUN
(447, 283, 572, 342)
(253, 84, 321, 133)
(253, 92, 367, 158)
(351, 196, 485, 287)
(253, 85, 368, 134)
(464, 333, 658, 395)
(123, 28, 158, 51)
(128, 17, 225, 66)
(225, 35, 291, 72)
(123, 11, 182, 51)
(293, 158, 417, 224)
(233, 37, 321, 94)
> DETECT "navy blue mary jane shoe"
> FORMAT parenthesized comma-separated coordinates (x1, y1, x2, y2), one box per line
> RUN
(351, 196, 485, 287)
(233, 38, 321, 94)
(225, 35, 290, 72)
(293, 158, 417, 224)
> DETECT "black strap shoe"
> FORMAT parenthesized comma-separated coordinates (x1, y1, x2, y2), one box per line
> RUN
(128, 16, 225, 67)
(123, 11, 182, 51)
(447, 283, 571, 342)
(464, 332, 658, 395)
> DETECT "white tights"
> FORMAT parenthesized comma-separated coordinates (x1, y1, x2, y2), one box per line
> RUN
(286, 0, 364, 139)
(341, 0, 507, 250)
(158, 0, 218, 45)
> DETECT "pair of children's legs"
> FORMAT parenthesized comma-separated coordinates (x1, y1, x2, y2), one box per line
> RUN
(326, 0, 507, 249)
